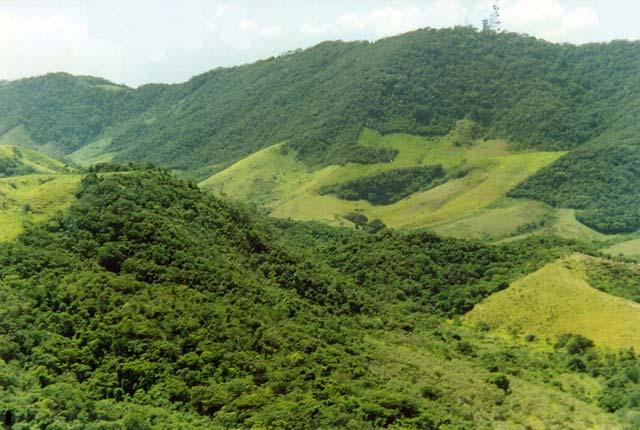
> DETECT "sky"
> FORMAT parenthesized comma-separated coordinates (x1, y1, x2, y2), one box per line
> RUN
(0, 0, 636, 87)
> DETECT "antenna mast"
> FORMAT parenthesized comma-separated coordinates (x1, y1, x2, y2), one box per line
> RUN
(490, 0, 501, 32)
(483, 1, 502, 32)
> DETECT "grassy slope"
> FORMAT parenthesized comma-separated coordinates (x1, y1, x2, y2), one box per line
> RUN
(369, 331, 618, 430)
(544, 209, 608, 242)
(496, 209, 608, 245)
(0, 126, 69, 174)
(0, 125, 33, 148)
(201, 129, 564, 237)
(432, 198, 551, 240)
(601, 239, 640, 258)
(0, 133, 77, 240)
(0, 174, 81, 241)
(465, 254, 640, 350)
(67, 138, 117, 166)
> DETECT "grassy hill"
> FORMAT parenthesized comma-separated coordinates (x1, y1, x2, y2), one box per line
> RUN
(465, 254, 640, 350)
(201, 127, 565, 237)
(202, 125, 621, 242)
(0, 144, 76, 241)
(0, 173, 81, 241)
(602, 239, 640, 258)
(367, 331, 619, 430)
(0, 143, 68, 176)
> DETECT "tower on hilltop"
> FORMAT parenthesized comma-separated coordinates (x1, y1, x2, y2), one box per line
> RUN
(483, 1, 502, 32)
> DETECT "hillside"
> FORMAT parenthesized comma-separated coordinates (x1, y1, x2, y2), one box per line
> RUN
(201, 126, 565, 237)
(0, 143, 68, 177)
(0, 28, 638, 175)
(3, 29, 640, 235)
(509, 144, 640, 234)
(4, 167, 640, 428)
(0, 173, 81, 241)
(602, 239, 640, 258)
(0, 144, 76, 241)
(465, 254, 640, 350)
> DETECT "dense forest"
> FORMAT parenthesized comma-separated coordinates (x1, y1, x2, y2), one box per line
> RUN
(4, 167, 640, 428)
(319, 165, 447, 205)
(2, 28, 640, 175)
(508, 145, 640, 233)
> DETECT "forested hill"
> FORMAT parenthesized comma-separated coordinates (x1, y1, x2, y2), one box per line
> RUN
(2, 27, 640, 175)
(4, 165, 640, 428)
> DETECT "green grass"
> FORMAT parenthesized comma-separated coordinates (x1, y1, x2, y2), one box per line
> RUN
(201, 129, 565, 236)
(544, 209, 608, 242)
(431, 198, 552, 240)
(200, 142, 335, 207)
(465, 254, 640, 351)
(601, 239, 640, 258)
(0, 174, 81, 241)
(67, 138, 118, 166)
(495, 208, 609, 245)
(0, 125, 34, 148)
(375, 149, 561, 229)
(0, 127, 69, 176)
(12, 146, 67, 173)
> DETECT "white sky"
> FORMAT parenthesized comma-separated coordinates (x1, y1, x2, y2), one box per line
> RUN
(0, 0, 633, 87)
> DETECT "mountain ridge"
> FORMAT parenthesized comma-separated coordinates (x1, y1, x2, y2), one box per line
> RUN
(3, 28, 640, 172)
(3, 27, 640, 237)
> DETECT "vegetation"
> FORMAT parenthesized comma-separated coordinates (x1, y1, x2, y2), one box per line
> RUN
(319, 165, 447, 205)
(2, 28, 640, 178)
(313, 230, 589, 315)
(508, 145, 640, 234)
(551, 334, 640, 414)
(583, 258, 640, 303)
(3, 167, 639, 428)
(602, 239, 640, 258)
(0, 74, 148, 155)
(465, 254, 640, 351)
(203, 131, 563, 237)
(0, 174, 80, 241)
(0, 145, 68, 178)
(4, 27, 640, 236)
(6, 25, 640, 428)
(0, 148, 35, 177)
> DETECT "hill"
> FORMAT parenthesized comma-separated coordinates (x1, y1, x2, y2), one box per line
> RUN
(465, 254, 640, 350)
(4, 29, 640, 235)
(0, 144, 76, 241)
(0, 28, 639, 175)
(0, 143, 68, 177)
(4, 167, 640, 428)
(201, 126, 564, 236)
(602, 239, 640, 258)
(0, 173, 81, 241)
(509, 144, 640, 234)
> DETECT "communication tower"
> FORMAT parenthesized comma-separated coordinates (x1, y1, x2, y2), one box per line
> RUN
(490, 1, 501, 32)
(482, 1, 502, 32)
